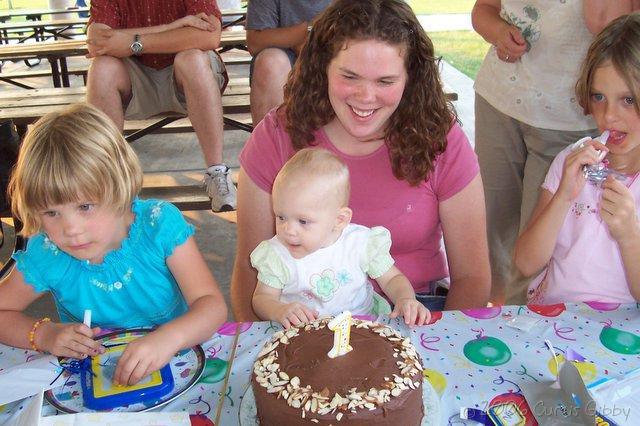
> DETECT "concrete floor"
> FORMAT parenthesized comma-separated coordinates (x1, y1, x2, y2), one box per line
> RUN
(0, 44, 476, 324)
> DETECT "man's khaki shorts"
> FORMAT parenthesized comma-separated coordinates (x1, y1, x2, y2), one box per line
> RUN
(123, 51, 228, 120)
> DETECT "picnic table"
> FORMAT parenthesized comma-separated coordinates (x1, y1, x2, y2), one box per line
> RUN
(0, 7, 88, 23)
(0, 30, 248, 87)
(221, 8, 247, 28)
(0, 17, 87, 44)
(0, 8, 245, 27)
(0, 303, 637, 424)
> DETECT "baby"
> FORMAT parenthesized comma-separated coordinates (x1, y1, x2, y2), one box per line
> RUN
(250, 148, 431, 328)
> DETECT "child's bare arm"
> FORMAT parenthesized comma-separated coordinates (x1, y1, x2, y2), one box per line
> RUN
(114, 236, 227, 386)
(253, 281, 317, 328)
(515, 143, 604, 276)
(513, 189, 567, 276)
(600, 176, 640, 301)
(0, 268, 103, 358)
(377, 266, 430, 326)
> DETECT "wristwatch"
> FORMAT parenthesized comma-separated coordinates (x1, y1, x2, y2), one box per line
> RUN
(130, 34, 143, 56)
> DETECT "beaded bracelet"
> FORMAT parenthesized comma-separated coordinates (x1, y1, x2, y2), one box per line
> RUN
(29, 317, 51, 352)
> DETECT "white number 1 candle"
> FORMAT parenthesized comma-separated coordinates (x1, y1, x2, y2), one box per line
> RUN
(327, 311, 353, 358)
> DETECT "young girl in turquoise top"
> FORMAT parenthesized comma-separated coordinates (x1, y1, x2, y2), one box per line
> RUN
(0, 103, 227, 386)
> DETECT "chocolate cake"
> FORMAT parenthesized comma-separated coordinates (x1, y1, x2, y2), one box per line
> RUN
(251, 318, 424, 425)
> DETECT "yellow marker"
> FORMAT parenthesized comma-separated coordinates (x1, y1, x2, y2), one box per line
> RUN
(328, 311, 353, 358)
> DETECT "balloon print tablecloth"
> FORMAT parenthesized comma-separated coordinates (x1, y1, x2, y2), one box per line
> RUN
(0, 303, 638, 425)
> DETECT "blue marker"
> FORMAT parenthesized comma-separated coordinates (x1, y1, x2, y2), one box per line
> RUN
(460, 407, 491, 424)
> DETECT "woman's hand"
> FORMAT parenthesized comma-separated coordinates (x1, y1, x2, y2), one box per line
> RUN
(494, 24, 527, 63)
(275, 302, 318, 329)
(389, 298, 431, 327)
(113, 332, 178, 386)
(37, 322, 104, 359)
(556, 139, 607, 202)
(601, 175, 640, 244)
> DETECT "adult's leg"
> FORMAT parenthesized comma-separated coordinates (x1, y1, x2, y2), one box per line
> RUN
(173, 49, 224, 167)
(474, 95, 527, 306)
(249, 48, 293, 125)
(86, 56, 132, 130)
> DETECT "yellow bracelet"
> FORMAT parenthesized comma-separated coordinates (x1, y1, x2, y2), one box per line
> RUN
(28, 317, 51, 352)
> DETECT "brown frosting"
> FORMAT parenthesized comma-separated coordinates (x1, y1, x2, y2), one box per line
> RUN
(252, 318, 424, 425)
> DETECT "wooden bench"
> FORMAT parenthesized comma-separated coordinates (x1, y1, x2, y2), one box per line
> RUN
(0, 65, 88, 89)
(0, 53, 251, 90)
(0, 80, 250, 213)
(0, 76, 253, 137)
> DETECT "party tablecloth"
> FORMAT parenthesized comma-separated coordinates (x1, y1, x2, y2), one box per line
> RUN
(0, 302, 639, 425)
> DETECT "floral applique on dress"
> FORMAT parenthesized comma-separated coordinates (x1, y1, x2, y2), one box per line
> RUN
(149, 202, 163, 227)
(571, 202, 597, 218)
(310, 269, 340, 302)
(42, 236, 60, 256)
(500, 5, 541, 51)
(89, 268, 132, 292)
(527, 270, 549, 304)
(336, 270, 352, 286)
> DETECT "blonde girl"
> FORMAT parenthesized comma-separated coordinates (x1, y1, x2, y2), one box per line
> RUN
(515, 13, 640, 303)
(0, 104, 227, 386)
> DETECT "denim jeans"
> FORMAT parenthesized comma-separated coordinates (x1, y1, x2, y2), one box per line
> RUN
(415, 279, 449, 311)
(415, 294, 446, 312)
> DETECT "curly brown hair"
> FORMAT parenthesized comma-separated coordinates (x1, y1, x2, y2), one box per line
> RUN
(282, 0, 456, 186)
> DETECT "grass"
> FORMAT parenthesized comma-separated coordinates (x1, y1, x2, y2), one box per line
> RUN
(409, 0, 474, 15)
(1, 0, 49, 10)
(429, 30, 489, 79)
(0, 0, 65, 22)
(408, 1, 482, 78)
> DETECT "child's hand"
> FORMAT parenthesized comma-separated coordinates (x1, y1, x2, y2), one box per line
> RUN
(601, 175, 640, 244)
(113, 331, 178, 386)
(275, 302, 318, 329)
(38, 322, 104, 359)
(557, 139, 608, 202)
(389, 298, 431, 327)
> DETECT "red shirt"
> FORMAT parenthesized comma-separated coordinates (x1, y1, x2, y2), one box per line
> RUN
(89, 0, 221, 70)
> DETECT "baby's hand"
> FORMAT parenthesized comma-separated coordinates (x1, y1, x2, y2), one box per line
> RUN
(275, 302, 318, 329)
(600, 175, 640, 244)
(38, 322, 104, 359)
(389, 298, 431, 327)
(113, 332, 177, 386)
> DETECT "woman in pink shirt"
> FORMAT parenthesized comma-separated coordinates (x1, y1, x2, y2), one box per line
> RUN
(232, 0, 491, 321)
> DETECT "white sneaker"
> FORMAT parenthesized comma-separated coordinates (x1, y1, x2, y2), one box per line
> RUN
(204, 164, 237, 212)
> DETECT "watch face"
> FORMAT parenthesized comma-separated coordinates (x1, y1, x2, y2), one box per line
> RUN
(131, 41, 143, 55)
